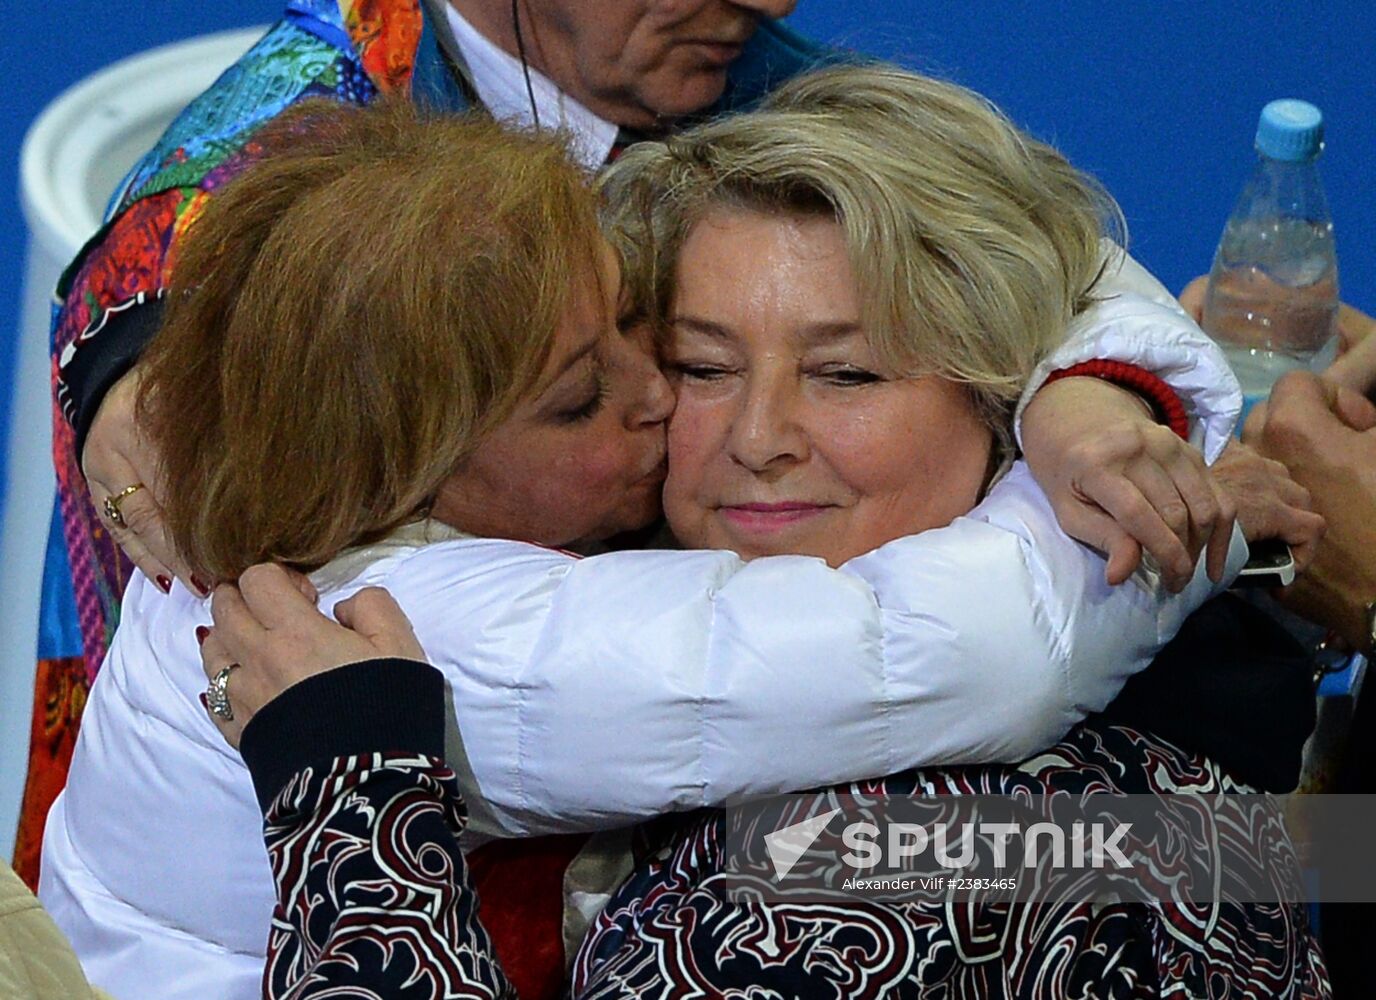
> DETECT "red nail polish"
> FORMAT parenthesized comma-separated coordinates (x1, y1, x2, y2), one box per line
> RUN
(156, 575, 172, 594)
(198, 693, 209, 710)
(191, 575, 210, 596)
(195, 626, 210, 645)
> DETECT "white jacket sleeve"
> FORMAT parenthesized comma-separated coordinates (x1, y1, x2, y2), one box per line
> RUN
(364, 461, 1245, 838)
(1015, 241, 1242, 462)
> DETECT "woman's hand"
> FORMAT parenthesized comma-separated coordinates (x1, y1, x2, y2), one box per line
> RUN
(1209, 438, 1325, 571)
(1022, 376, 1234, 591)
(1179, 275, 1375, 360)
(83, 367, 201, 594)
(199, 563, 425, 747)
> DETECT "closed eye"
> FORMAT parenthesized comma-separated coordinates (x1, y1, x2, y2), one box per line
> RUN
(666, 361, 734, 382)
(815, 366, 884, 387)
(556, 374, 608, 422)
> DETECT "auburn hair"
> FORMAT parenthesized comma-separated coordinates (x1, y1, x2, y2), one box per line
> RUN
(138, 99, 602, 580)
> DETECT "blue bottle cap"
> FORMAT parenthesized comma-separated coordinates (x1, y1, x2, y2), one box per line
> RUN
(1255, 99, 1324, 162)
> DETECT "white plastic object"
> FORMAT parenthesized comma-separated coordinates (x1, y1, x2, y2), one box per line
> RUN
(3, 26, 265, 862)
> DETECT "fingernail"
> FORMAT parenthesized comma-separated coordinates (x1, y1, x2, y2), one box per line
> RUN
(195, 625, 209, 645)
(156, 575, 173, 594)
(191, 575, 210, 596)
(198, 692, 209, 711)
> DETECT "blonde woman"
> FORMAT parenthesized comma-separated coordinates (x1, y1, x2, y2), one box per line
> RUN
(566, 66, 1326, 997)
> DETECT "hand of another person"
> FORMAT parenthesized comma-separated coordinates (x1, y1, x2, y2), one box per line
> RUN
(1175, 276, 1208, 324)
(1243, 370, 1376, 650)
(1022, 376, 1235, 591)
(1179, 274, 1375, 360)
(82, 367, 200, 594)
(1209, 438, 1325, 570)
(199, 563, 425, 747)
(1324, 312, 1376, 395)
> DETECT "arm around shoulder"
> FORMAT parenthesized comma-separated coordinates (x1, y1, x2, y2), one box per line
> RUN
(381, 481, 1239, 835)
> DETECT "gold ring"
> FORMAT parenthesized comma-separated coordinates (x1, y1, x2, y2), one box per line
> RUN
(102, 483, 145, 530)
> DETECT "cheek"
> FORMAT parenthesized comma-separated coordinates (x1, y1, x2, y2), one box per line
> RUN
(583, 12, 661, 77)
(825, 393, 991, 520)
(662, 400, 723, 536)
(640, 0, 717, 40)
(616, 2, 725, 73)
(548, 435, 629, 505)
(665, 398, 722, 496)
(508, 444, 629, 546)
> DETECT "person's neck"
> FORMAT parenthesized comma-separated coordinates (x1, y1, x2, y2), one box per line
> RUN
(446, 0, 524, 64)
(445, 0, 657, 129)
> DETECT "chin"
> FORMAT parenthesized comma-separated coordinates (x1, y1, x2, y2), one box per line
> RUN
(727, 534, 855, 567)
(610, 494, 665, 538)
(641, 71, 729, 119)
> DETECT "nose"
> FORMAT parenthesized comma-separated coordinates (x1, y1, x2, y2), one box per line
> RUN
(618, 327, 674, 428)
(726, 0, 797, 18)
(728, 371, 808, 472)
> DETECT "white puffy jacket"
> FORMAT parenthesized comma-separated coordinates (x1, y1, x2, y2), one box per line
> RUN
(41, 284, 1244, 1000)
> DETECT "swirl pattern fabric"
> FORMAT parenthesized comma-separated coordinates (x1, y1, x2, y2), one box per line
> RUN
(263, 752, 512, 999)
(573, 722, 1331, 999)
(258, 724, 1329, 998)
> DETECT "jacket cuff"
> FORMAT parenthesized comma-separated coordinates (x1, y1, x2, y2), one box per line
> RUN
(1014, 244, 1242, 464)
(240, 657, 446, 813)
(58, 294, 166, 459)
(1042, 360, 1190, 440)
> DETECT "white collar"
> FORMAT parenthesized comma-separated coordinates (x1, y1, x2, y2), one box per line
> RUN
(442, 3, 619, 171)
(308, 519, 471, 594)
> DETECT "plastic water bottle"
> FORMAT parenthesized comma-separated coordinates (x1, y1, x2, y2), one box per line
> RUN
(1201, 99, 1339, 405)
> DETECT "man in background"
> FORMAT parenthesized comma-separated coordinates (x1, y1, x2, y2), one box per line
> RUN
(1245, 337, 1376, 999)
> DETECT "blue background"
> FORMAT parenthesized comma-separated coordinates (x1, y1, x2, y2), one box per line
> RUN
(0, 0, 1371, 869)
(2, 1, 1373, 455)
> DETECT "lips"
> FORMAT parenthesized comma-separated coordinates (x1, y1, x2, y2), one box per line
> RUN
(684, 38, 745, 66)
(727, 502, 824, 513)
(640, 454, 669, 484)
(718, 501, 833, 533)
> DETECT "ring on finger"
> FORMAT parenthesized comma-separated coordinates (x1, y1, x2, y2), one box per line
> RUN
(102, 483, 145, 530)
(205, 663, 241, 722)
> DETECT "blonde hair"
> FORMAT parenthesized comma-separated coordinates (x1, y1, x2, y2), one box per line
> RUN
(138, 100, 603, 580)
(600, 64, 1123, 459)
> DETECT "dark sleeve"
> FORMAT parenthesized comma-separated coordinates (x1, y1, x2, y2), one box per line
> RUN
(239, 656, 447, 810)
(241, 659, 516, 1000)
(59, 295, 166, 460)
(49, 188, 194, 462)
(1100, 594, 1316, 791)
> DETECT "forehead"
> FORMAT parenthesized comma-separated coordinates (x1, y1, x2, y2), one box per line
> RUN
(680, 204, 850, 270)
(533, 241, 621, 386)
(674, 207, 859, 318)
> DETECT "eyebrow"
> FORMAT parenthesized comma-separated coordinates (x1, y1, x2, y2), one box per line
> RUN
(672, 315, 865, 346)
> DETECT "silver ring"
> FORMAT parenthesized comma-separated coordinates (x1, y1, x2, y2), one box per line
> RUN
(205, 663, 240, 722)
